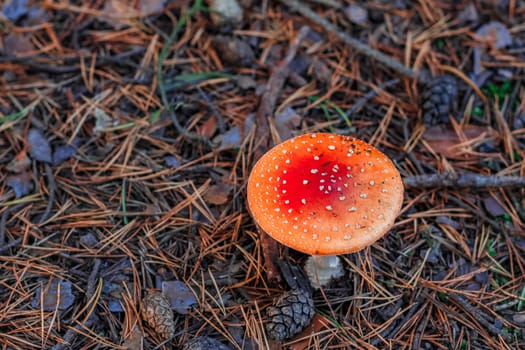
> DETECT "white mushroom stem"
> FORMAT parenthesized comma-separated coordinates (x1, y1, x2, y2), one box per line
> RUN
(304, 255, 344, 289)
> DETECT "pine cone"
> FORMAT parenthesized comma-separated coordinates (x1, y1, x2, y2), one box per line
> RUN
(420, 75, 458, 125)
(182, 336, 234, 350)
(265, 288, 314, 340)
(141, 292, 175, 340)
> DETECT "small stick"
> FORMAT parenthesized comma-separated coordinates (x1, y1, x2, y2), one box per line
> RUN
(404, 172, 525, 189)
(280, 0, 417, 80)
(39, 163, 56, 224)
(449, 294, 507, 340)
(0, 203, 25, 246)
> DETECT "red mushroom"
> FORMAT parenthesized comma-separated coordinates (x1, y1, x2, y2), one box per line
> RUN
(247, 133, 404, 288)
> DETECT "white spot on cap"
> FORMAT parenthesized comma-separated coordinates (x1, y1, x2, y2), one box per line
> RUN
(284, 200, 290, 204)
(348, 207, 357, 212)
(328, 145, 336, 150)
(301, 198, 307, 205)
(369, 180, 375, 186)
(303, 180, 309, 185)
(332, 226, 339, 232)
(255, 183, 260, 188)
(312, 234, 318, 239)
(319, 185, 325, 191)
(339, 196, 346, 201)
(344, 234, 351, 240)
(325, 236, 331, 242)
(326, 205, 333, 211)
(314, 156, 320, 160)
(311, 169, 319, 174)
(360, 193, 368, 199)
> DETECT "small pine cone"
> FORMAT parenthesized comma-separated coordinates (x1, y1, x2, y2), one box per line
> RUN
(141, 292, 175, 340)
(265, 288, 314, 341)
(420, 75, 458, 125)
(182, 336, 234, 350)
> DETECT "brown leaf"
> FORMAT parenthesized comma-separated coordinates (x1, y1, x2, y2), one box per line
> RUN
(204, 183, 232, 205)
(3, 32, 34, 55)
(100, 0, 166, 29)
(423, 124, 497, 159)
(198, 116, 218, 138)
(288, 314, 330, 350)
(7, 171, 33, 198)
(31, 279, 75, 311)
(6, 151, 31, 173)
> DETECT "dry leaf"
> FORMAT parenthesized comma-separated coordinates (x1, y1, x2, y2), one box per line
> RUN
(101, 0, 166, 29)
(204, 183, 232, 205)
(423, 124, 497, 159)
(198, 116, 218, 138)
(3, 32, 34, 55)
(483, 196, 506, 217)
(161, 280, 197, 314)
(475, 21, 512, 49)
(6, 151, 31, 173)
(31, 279, 75, 311)
(28, 128, 52, 163)
(7, 171, 33, 198)
(344, 4, 368, 25)
(288, 314, 330, 350)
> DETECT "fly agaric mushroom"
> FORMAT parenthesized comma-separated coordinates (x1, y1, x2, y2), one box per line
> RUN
(247, 133, 403, 288)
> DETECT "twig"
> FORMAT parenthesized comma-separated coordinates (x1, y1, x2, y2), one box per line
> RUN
(404, 172, 525, 189)
(0, 203, 25, 246)
(253, 26, 311, 282)
(39, 163, 56, 224)
(280, 0, 417, 80)
(449, 294, 507, 340)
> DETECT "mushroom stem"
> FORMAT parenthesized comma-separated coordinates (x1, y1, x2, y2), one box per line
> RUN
(304, 255, 344, 289)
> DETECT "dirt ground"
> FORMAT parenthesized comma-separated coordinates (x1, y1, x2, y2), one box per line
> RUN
(1, 0, 525, 349)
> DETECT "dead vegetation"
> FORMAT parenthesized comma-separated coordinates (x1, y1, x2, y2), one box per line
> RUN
(0, 0, 524, 349)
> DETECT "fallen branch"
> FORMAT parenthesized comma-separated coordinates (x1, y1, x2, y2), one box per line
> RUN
(280, 0, 417, 80)
(404, 172, 525, 189)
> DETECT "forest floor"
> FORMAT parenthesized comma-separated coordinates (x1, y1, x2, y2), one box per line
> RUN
(1, 0, 525, 349)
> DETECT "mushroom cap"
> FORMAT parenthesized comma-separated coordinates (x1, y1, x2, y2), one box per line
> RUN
(247, 133, 404, 256)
